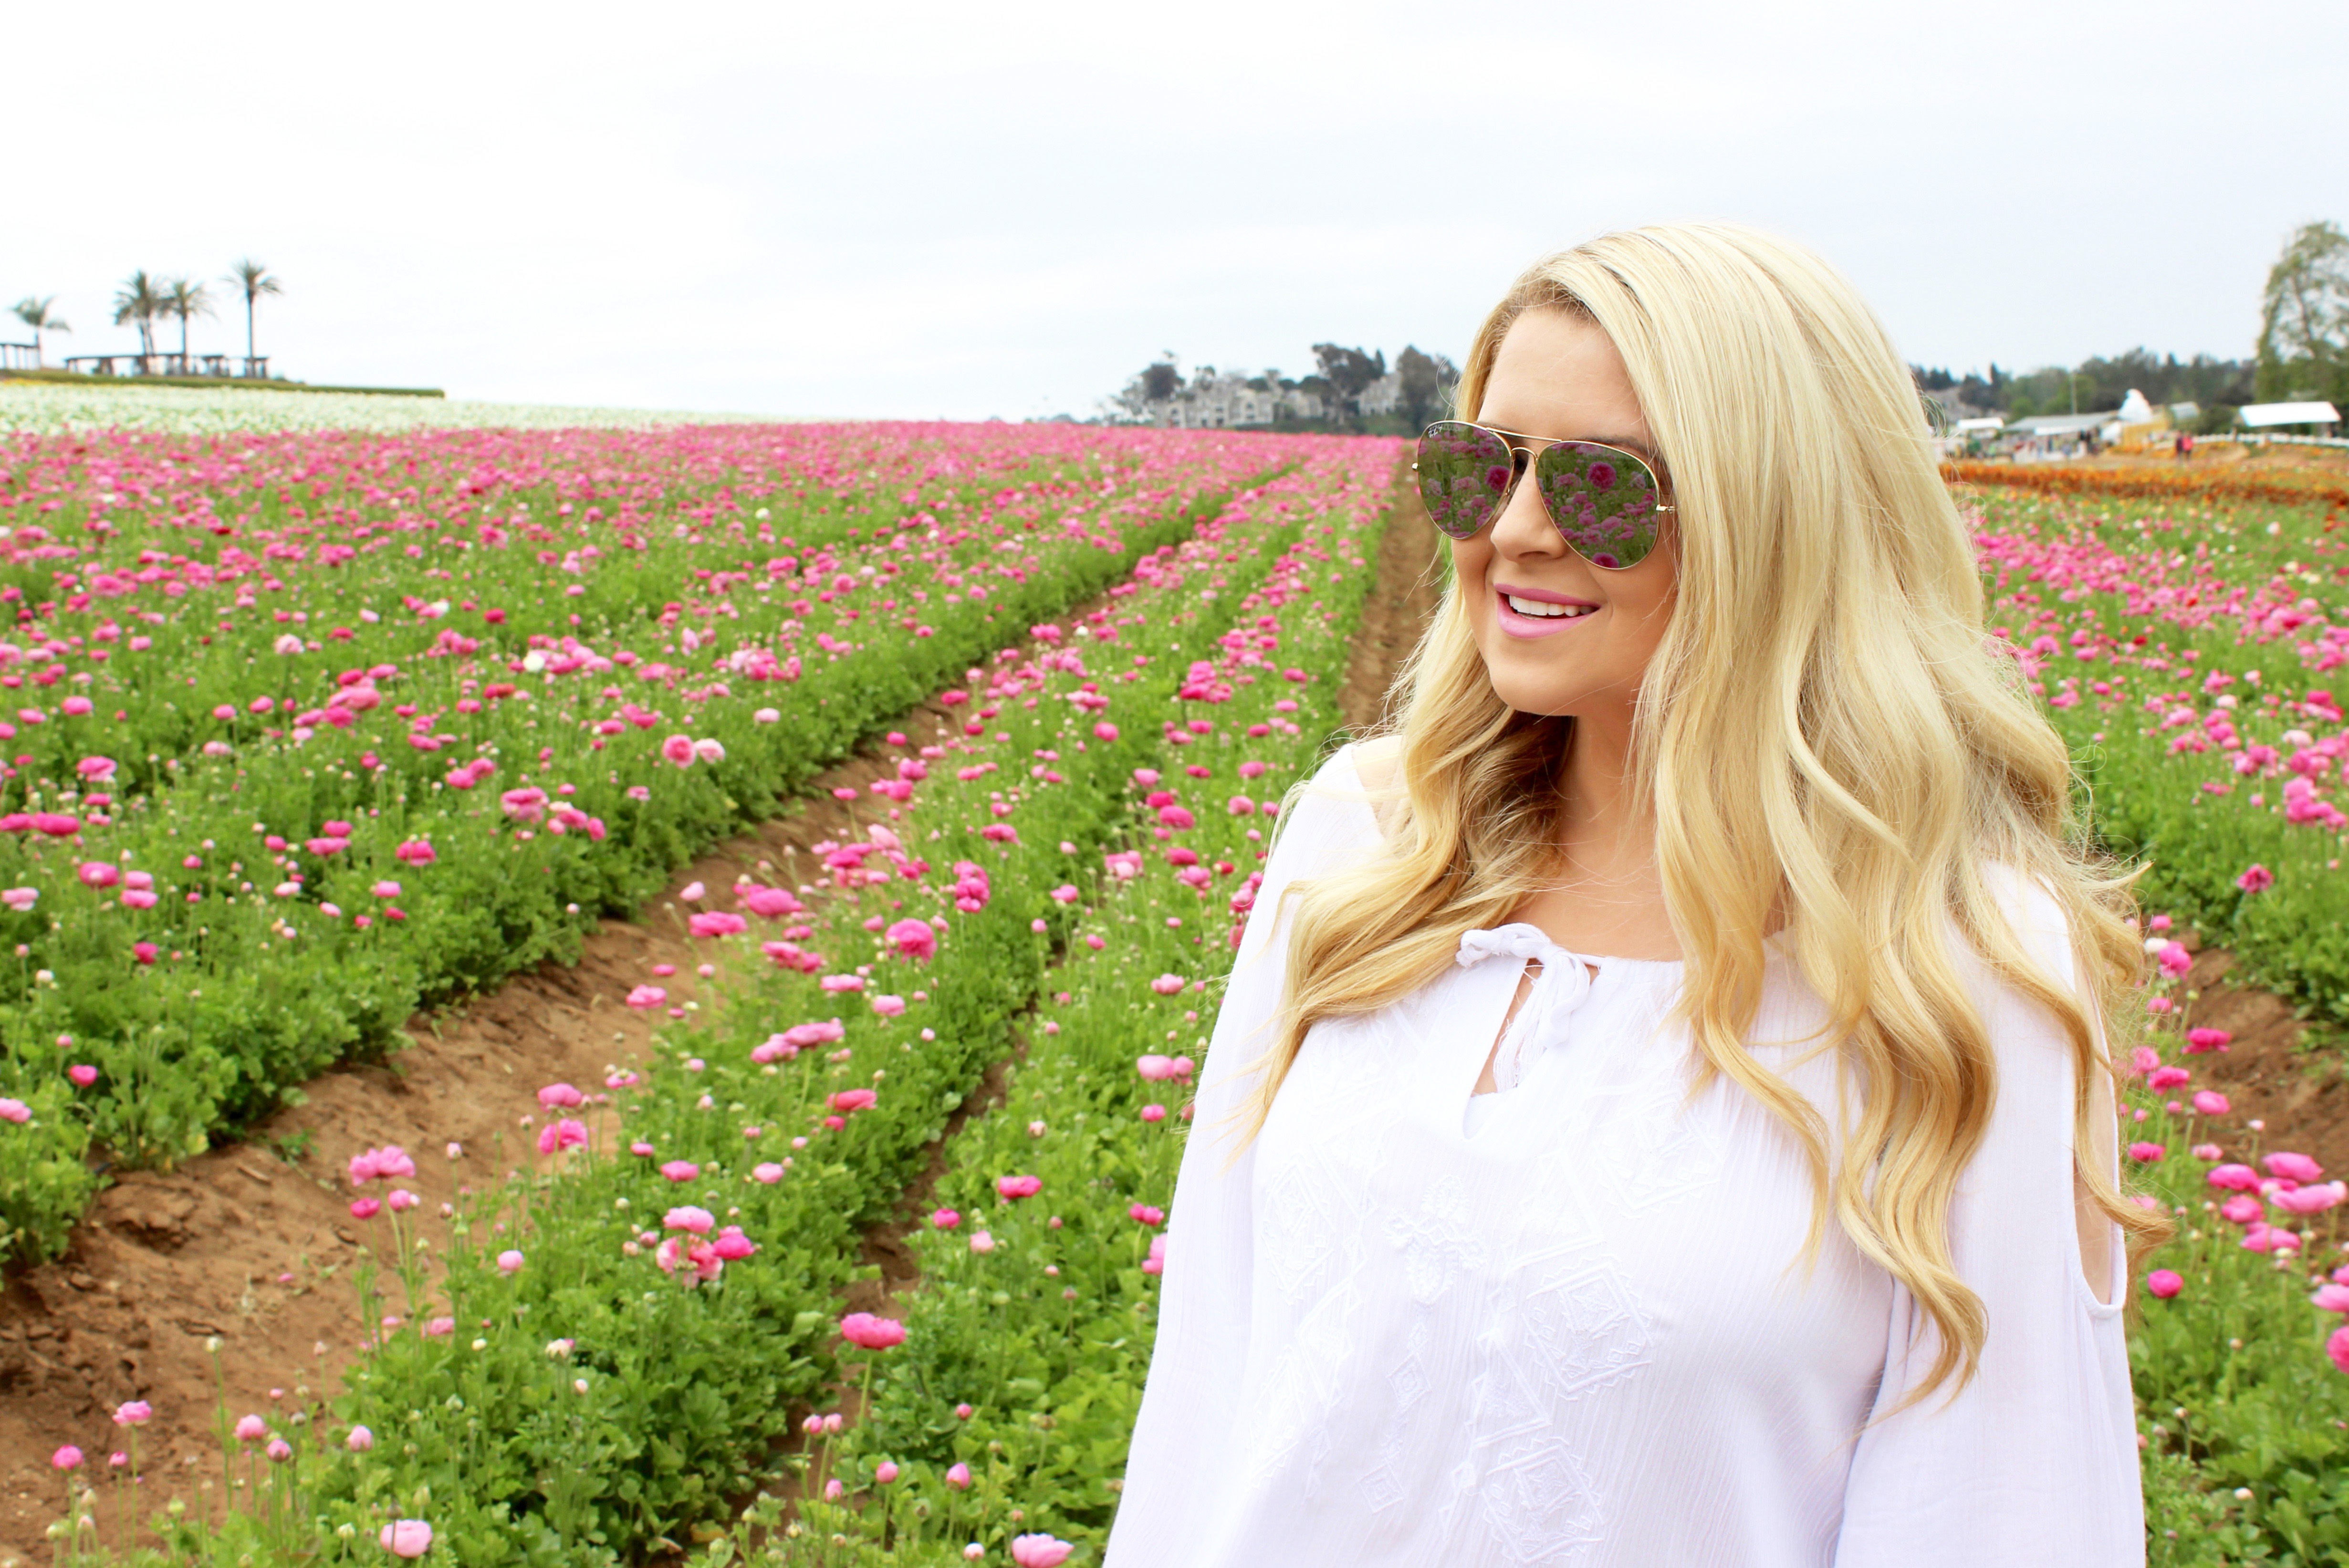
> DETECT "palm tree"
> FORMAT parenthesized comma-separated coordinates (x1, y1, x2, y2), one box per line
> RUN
(225, 259, 282, 374)
(160, 277, 214, 371)
(9, 298, 69, 367)
(112, 271, 166, 363)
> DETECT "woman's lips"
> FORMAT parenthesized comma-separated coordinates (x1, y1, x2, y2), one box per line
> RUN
(1493, 582, 1600, 639)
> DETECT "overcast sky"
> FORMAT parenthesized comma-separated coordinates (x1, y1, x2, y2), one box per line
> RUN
(8, 0, 2342, 418)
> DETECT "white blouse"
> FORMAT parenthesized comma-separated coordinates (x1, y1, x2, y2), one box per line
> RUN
(1106, 745, 2142, 1568)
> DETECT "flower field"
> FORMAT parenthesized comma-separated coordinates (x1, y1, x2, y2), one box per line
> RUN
(12, 413, 2349, 1564)
(0, 416, 1330, 1263)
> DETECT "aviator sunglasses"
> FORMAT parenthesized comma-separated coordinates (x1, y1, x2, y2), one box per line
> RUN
(1414, 420, 1674, 569)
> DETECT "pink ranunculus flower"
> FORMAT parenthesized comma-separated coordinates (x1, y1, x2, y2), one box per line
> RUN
(711, 1226, 758, 1260)
(66, 1064, 96, 1087)
(2312, 1282, 2349, 1313)
(694, 737, 726, 764)
(537, 1082, 585, 1109)
(2237, 863, 2275, 894)
(0, 887, 34, 912)
(1149, 973, 1187, 996)
(2266, 1151, 2326, 1183)
(1011, 1532, 1075, 1567)
(840, 1311, 908, 1350)
(112, 1400, 152, 1426)
(346, 1425, 374, 1451)
(2146, 1065, 2190, 1091)
(2330, 1324, 2349, 1375)
(2192, 1142, 2224, 1161)
(234, 1413, 269, 1442)
(2185, 1027, 2232, 1053)
(380, 1519, 434, 1558)
(969, 1229, 996, 1254)
(2191, 1090, 2231, 1116)
(752, 1162, 785, 1184)
(536, 1119, 588, 1155)
(660, 1160, 701, 1183)
(871, 994, 907, 1018)
(2127, 1142, 2166, 1163)
(2145, 1269, 2183, 1299)
(665, 1205, 716, 1235)
(661, 734, 697, 767)
(2207, 1163, 2263, 1192)
(2274, 1181, 2349, 1215)
(931, 1207, 961, 1229)
(689, 911, 749, 938)
(828, 1089, 877, 1114)
(497, 1250, 525, 1274)
(52, 1444, 82, 1470)
(995, 1174, 1043, 1201)
(626, 985, 668, 1009)
(886, 917, 938, 962)
(946, 1461, 972, 1489)
(77, 862, 120, 889)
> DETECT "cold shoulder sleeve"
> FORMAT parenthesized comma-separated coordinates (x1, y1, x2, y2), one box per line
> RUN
(1105, 744, 1383, 1567)
(1833, 873, 2143, 1566)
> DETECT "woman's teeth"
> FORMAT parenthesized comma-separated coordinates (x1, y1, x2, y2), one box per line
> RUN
(1504, 594, 1595, 619)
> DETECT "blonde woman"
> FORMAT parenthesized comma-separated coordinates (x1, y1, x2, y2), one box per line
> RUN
(1105, 223, 2160, 1567)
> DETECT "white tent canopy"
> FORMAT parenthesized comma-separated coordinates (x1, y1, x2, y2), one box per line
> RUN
(2242, 401, 2341, 428)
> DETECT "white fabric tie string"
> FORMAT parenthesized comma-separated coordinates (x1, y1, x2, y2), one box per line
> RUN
(1454, 923, 1595, 1091)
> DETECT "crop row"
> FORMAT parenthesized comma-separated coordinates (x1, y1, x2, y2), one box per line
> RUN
(0, 422, 1323, 1262)
(35, 440, 1399, 1564)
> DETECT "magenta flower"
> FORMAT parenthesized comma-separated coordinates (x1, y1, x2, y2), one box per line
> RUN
(2185, 1027, 2233, 1053)
(886, 917, 939, 962)
(625, 985, 668, 1010)
(66, 1064, 96, 1087)
(2274, 1182, 2348, 1215)
(874, 1460, 900, 1485)
(711, 1226, 758, 1260)
(537, 1082, 585, 1109)
(52, 1445, 82, 1471)
(1011, 1533, 1075, 1567)
(347, 1425, 375, 1451)
(394, 839, 437, 865)
(2313, 1283, 2349, 1313)
(234, 1413, 268, 1443)
(840, 1311, 908, 1350)
(2191, 1090, 2231, 1116)
(661, 734, 697, 767)
(2237, 863, 2275, 894)
(2330, 1325, 2349, 1376)
(2208, 1163, 2262, 1192)
(536, 1119, 587, 1155)
(665, 1205, 716, 1235)
(351, 1198, 382, 1220)
(2127, 1142, 2166, 1163)
(995, 1174, 1043, 1201)
(689, 911, 748, 938)
(2267, 1151, 2327, 1183)
(828, 1089, 877, 1114)
(969, 1230, 996, 1254)
(932, 1208, 961, 1228)
(2146, 1269, 2182, 1299)
(0, 887, 35, 912)
(1149, 974, 1187, 996)
(1129, 1203, 1166, 1226)
(497, 1250, 525, 1274)
(380, 1519, 434, 1558)
(0, 1099, 29, 1123)
(660, 1160, 701, 1183)
(871, 994, 907, 1018)
(946, 1461, 972, 1489)
(752, 1162, 785, 1184)
(77, 862, 120, 889)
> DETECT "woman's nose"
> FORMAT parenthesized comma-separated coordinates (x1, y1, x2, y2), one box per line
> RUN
(1489, 466, 1563, 560)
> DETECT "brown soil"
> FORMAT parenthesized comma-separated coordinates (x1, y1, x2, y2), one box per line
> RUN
(1341, 471, 1442, 731)
(2172, 940, 2349, 1173)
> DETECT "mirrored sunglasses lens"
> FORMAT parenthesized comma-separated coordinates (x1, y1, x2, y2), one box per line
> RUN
(1415, 423, 1514, 540)
(1534, 442, 1662, 568)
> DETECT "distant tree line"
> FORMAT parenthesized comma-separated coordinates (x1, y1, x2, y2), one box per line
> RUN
(9, 260, 282, 372)
(1914, 220, 2347, 433)
(1103, 342, 1459, 433)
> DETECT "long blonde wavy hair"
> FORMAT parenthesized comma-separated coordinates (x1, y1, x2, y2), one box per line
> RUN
(1243, 221, 2168, 1405)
